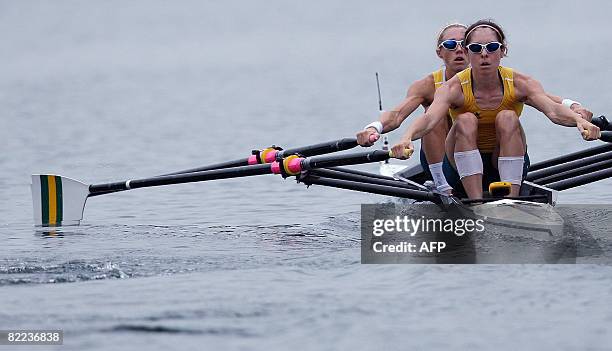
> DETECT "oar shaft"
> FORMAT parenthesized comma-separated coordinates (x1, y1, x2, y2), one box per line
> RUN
(326, 166, 397, 181)
(91, 157, 258, 196)
(300, 174, 440, 203)
(162, 158, 251, 176)
(89, 164, 273, 195)
(533, 158, 612, 185)
(526, 150, 612, 181)
(301, 150, 390, 170)
(546, 167, 612, 191)
(309, 168, 420, 190)
(161, 138, 359, 177)
(528, 144, 612, 172)
(279, 138, 358, 158)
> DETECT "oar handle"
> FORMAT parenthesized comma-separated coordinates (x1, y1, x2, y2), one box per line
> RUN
(601, 131, 612, 143)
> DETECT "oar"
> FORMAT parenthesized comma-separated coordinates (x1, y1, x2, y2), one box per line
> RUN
(529, 142, 612, 172)
(31, 150, 393, 227)
(591, 115, 612, 141)
(299, 173, 440, 203)
(532, 158, 612, 185)
(163, 138, 359, 176)
(90, 137, 362, 197)
(546, 167, 612, 191)
(527, 117, 611, 172)
(526, 150, 612, 181)
(307, 168, 422, 190)
(592, 115, 612, 131)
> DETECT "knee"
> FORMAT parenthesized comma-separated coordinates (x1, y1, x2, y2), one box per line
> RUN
(495, 110, 520, 133)
(454, 113, 478, 135)
(424, 118, 448, 140)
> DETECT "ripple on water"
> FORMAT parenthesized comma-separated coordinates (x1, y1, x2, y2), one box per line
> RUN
(0, 213, 361, 286)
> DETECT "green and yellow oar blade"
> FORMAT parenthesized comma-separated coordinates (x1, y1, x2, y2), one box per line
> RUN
(31, 175, 90, 227)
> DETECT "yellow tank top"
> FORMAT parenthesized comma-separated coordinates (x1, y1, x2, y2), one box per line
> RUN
(432, 68, 444, 90)
(449, 66, 524, 152)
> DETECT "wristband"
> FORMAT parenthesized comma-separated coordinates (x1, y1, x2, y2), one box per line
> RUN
(562, 98, 581, 108)
(364, 121, 383, 134)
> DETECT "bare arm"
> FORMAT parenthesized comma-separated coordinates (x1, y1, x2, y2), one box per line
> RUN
(522, 78, 579, 126)
(380, 78, 431, 132)
(517, 74, 600, 140)
(401, 78, 462, 141)
(545, 93, 593, 121)
(545, 93, 562, 103)
(390, 79, 462, 158)
(356, 76, 433, 146)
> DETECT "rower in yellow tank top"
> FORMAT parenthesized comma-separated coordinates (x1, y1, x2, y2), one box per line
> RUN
(431, 67, 457, 137)
(356, 23, 469, 194)
(390, 19, 599, 200)
(432, 68, 444, 90)
(450, 66, 524, 152)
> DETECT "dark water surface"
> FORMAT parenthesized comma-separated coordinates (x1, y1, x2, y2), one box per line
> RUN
(2, 1, 612, 350)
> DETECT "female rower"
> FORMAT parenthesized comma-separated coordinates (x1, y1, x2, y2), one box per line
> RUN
(390, 19, 600, 199)
(356, 23, 469, 194)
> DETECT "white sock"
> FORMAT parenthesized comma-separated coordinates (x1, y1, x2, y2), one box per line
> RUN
(454, 150, 483, 179)
(498, 156, 524, 185)
(428, 162, 452, 192)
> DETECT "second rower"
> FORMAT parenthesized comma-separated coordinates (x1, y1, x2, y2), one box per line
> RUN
(357, 23, 469, 193)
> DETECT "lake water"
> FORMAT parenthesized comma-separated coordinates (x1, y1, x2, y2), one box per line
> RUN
(1, 1, 612, 350)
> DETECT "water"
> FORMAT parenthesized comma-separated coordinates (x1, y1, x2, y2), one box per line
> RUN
(1, 1, 612, 349)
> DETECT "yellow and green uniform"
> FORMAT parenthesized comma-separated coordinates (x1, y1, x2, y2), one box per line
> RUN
(449, 66, 524, 152)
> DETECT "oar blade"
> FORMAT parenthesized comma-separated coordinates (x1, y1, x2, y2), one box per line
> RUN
(31, 175, 90, 227)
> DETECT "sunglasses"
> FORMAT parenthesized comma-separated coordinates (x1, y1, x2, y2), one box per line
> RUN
(438, 39, 463, 51)
(466, 41, 502, 54)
